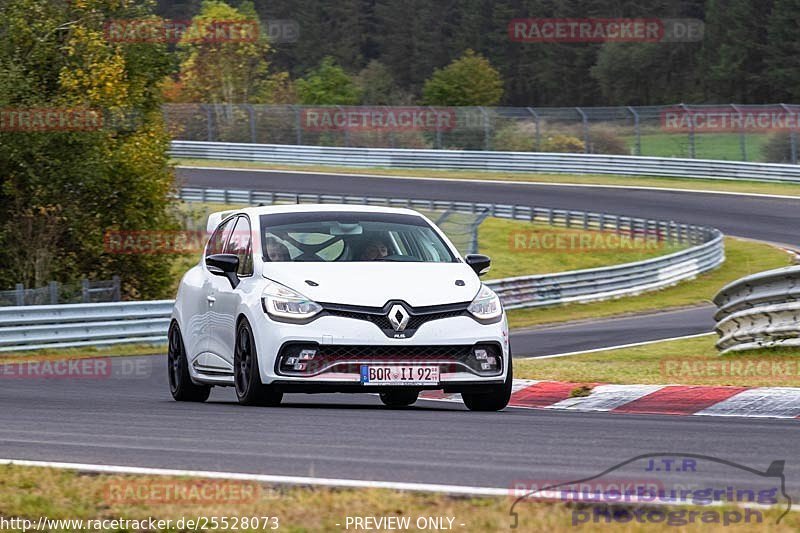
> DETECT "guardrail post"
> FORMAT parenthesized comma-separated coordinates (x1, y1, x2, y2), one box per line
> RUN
(112, 276, 121, 301)
(336, 105, 350, 147)
(292, 105, 303, 145)
(433, 106, 443, 149)
(627, 106, 641, 156)
(679, 104, 696, 158)
(81, 279, 90, 303)
(576, 107, 589, 153)
(731, 104, 747, 161)
(201, 104, 215, 142)
(780, 104, 798, 164)
(526, 107, 541, 149)
(245, 104, 256, 143)
(49, 281, 59, 305)
(480, 107, 491, 150)
(15, 283, 24, 306)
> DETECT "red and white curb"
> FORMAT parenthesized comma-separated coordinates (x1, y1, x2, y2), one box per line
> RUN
(420, 380, 800, 419)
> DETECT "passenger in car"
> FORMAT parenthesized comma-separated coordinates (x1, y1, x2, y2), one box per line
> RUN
(265, 236, 291, 261)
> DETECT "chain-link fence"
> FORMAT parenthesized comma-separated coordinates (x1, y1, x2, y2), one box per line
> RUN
(0, 278, 121, 306)
(164, 104, 800, 164)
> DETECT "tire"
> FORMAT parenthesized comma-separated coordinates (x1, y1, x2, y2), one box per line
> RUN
(379, 390, 419, 408)
(168, 322, 211, 402)
(234, 318, 283, 407)
(462, 354, 513, 412)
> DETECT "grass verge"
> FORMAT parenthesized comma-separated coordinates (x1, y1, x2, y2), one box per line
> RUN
(479, 218, 682, 280)
(515, 334, 800, 387)
(0, 344, 162, 365)
(174, 158, 800, 198)
(0, 465, 794, 532)
(506, 237, 794, 329)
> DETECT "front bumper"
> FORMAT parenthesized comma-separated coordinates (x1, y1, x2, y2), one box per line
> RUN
(252, 312, 509, 387)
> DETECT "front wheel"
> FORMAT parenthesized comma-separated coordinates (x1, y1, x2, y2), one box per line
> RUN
(379, 390, 419, 408)
(167, 322, 211, 402)
(234, 319, 283, 407)
(462, 354, 513, 412)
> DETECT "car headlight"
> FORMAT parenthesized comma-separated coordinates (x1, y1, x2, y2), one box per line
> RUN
(261, 280, 322, 321)
(468, 284, 502, 322)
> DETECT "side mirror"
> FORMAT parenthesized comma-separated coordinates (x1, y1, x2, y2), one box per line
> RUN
(206, 253, 240, 288)
(465, 254, 491, 277)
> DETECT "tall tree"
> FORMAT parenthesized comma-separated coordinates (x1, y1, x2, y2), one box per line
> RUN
(0, 0, 177, 297)
(701, 0, 774, 102)
(296, 56, 362, 104)
(176, 0, 272, 103)
(766, 0, 800, 101)
(422, 50, 504, 106)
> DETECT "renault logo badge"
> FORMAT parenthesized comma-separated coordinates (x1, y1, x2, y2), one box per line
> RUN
(388, 304, 410, 332)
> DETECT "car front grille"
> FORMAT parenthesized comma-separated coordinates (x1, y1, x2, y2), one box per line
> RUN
(321, 301, 471, 337)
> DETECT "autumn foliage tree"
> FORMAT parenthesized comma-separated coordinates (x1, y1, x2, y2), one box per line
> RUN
(422, 50, 504, 106)
(175, 0, 274, 103)
(0, 0, 178, 298)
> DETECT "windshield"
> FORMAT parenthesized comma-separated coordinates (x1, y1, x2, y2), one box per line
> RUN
(260, 212, 456, 263)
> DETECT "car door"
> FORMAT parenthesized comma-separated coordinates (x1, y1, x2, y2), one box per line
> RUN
(207, 215, 254, 365)
(199, 215, 236, 369)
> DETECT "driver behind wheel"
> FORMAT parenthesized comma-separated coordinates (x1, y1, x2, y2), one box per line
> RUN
(359, 239, 388, 260)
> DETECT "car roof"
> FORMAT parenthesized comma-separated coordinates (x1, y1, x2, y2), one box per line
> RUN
(233, 203, 426, 217)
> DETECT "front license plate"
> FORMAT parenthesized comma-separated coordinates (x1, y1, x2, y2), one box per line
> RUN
(360, 365, 439, 386)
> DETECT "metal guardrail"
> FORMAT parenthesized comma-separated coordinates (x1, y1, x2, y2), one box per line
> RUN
(0, 189, 724, 351)
(170, 141, 800, 183)
(0, 301, 173, 352)
(713, 266, 800, 354)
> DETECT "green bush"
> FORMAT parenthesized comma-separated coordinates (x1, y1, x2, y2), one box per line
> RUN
(541, 134, 585, 153)
(761, 132, 797, 163)
(586, 125, 629, 155)
(492, 121, 537, 152)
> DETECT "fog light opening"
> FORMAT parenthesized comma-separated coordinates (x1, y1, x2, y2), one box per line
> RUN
(279, 344, 320, 374)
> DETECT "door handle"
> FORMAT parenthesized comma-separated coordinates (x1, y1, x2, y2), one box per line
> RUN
(206, 295, 216, 304)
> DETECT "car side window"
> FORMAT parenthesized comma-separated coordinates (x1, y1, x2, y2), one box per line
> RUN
(205, 217, 235, 257)
(225, 216, 253, 276)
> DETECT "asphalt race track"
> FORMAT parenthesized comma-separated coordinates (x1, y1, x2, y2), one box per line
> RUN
(4, 167, 800, 501)
(1, 356, 798, 495)
(511, 306, 716, 358)
(177, 167, 800, 247)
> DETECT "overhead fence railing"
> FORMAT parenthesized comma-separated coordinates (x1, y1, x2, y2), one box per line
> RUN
(0, 188, 725, 351)
(713, 266, 800, 354)
(170, 141, 800, 183)
(164, 103, 800, 163)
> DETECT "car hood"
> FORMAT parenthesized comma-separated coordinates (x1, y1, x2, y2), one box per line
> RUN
(262, 262, 481, 307)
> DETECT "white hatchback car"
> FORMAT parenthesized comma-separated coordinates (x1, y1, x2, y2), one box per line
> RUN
(169, 204, 512, 411)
